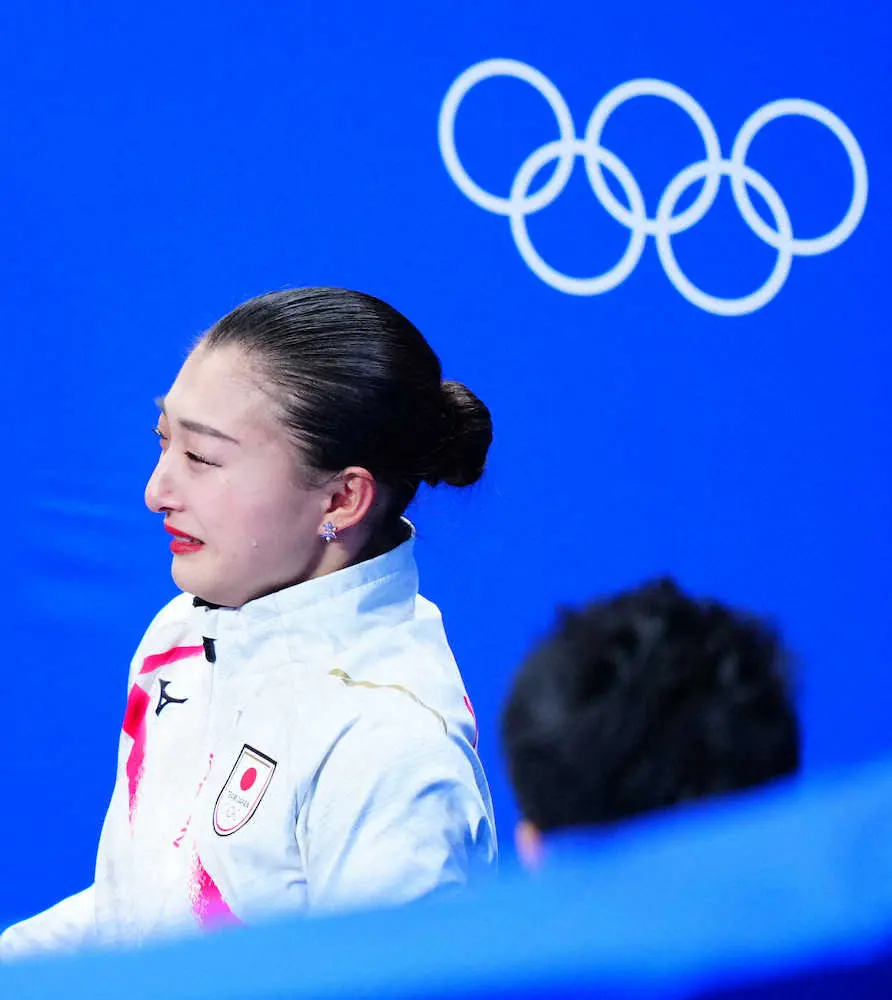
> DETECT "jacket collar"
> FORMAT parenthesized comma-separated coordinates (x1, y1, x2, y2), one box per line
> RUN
(190, 520, 419, 649)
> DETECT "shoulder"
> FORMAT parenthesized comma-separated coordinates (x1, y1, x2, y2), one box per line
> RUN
(127, 593, 197, 681)
(135, 592, 196, 652)
(143, 592, 195, 633)
(305, 675, 482, 807)
(289, 663, 463, 781)
(297, 673, 497, 889)
(325, 667, 450, 741)
(332, 606, 479, 751)
(289, 666, 450, 770)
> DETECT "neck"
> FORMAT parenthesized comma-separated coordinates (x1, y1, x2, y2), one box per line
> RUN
(352, 518, 409, 566)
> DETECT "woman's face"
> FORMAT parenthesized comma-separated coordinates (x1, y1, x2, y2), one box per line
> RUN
(145, 344, 332, 607)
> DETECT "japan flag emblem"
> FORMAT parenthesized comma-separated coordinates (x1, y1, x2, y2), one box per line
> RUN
(213, 744, 277, 837)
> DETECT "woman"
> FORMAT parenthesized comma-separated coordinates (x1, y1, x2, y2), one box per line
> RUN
(2, 288, 497, 956)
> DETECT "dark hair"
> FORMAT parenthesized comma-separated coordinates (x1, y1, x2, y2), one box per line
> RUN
(502, 578, 800, 832)
(203, 288, 492, 515)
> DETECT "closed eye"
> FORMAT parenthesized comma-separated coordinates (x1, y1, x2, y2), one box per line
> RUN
(154, 427, 218, 467)
(185, 450, 217, 467)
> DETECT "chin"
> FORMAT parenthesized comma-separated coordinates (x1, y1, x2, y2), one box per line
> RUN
(175, 568, 254, 609)
(171, 558, 224, 605)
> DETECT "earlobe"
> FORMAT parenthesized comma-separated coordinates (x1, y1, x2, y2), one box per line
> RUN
(515, 819, 545, 872)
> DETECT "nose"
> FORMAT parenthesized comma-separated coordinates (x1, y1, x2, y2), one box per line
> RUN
(145, 453, 184, 513)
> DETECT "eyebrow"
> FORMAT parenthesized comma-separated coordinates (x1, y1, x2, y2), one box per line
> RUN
(155, 396, 241, 445)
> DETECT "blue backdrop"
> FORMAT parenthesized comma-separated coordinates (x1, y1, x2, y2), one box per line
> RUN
(0, 0, 888, 929)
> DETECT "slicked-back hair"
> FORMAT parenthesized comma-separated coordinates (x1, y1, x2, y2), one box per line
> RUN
(502, 578, 800, 832)
(203, 288, 492, 518)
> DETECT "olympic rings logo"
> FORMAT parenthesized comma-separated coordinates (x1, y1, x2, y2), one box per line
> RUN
(438, 59, 868, 316)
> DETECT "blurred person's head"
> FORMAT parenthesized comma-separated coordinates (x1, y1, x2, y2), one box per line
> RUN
(501, 577, 800, 868)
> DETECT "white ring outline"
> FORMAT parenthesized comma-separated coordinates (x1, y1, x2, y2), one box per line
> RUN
(439, 58, 576, 216)
(509, 139, 648, 295)
(730, 98, 869, 257)
(438, 59, 869, 315)
(584, 79, 724, 236)
(656, 160, 793, 317)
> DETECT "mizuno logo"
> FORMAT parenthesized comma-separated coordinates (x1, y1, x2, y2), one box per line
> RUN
(156, 679, 189, 716)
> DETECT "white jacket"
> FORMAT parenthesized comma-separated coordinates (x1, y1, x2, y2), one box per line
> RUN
(1, 533, 496, 957)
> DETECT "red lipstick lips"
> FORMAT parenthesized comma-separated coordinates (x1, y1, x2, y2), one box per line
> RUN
(164, 523, 204, 555)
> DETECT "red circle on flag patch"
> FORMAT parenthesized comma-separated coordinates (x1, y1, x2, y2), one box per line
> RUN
(240, 767, 258, 791)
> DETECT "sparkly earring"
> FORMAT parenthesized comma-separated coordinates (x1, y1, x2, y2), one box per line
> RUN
(320, 521, 337, 543)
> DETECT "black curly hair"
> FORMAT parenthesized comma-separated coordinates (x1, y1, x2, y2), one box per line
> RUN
(501, 577, 800, 831)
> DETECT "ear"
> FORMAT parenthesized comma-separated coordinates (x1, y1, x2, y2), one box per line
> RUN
(515, 819, 545, 872)
(321, 466, 377, 534)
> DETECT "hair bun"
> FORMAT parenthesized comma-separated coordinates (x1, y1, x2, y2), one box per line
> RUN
(424, 380, 493, 488)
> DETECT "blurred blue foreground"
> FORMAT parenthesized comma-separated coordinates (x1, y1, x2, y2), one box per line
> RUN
(3, 757, 891, 999)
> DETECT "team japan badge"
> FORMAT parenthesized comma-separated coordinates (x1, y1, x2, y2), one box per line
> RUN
(213, 744, 277, 837)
